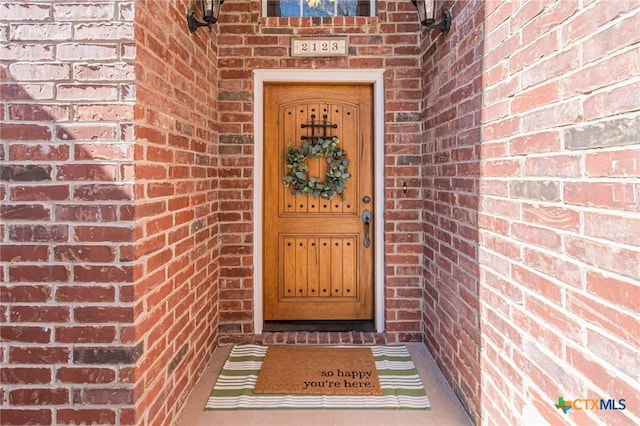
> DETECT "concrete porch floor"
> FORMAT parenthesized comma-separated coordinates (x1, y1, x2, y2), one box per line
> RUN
(175, 342, 473, 426)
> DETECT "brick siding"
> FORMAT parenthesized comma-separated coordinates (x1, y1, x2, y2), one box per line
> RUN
(2, 0, 639, 425)
(422, 0, 640, 424)
(216, 0, 426, 345)
(131, 1, 220, 425)
(1, 1, 219, 425)
(1, 1, 138, 424)
(421, 0, 484, 422)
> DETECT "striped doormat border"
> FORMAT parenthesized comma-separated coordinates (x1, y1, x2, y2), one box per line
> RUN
(205, 344, 431, 410)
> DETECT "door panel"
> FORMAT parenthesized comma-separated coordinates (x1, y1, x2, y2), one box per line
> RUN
(279, 235, 358, 299)
(264, 84, 373, 320)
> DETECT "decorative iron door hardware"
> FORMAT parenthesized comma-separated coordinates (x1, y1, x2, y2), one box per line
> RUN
(301, 114, 338, 142)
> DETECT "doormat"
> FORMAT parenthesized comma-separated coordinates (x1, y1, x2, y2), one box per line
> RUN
(254, 346, 382, 396)
(205, 344, 431, 410)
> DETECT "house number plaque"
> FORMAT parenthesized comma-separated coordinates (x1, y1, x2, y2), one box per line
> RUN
(291, 37, 348, 57)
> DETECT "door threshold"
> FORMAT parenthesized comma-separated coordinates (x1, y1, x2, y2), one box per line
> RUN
(263, 320, 376, 332)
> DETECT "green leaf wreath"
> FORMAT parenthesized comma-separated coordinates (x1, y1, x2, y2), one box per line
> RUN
(282, 137, 350, 200)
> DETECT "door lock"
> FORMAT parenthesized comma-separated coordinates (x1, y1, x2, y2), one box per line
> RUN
(362, 209, 371, 248)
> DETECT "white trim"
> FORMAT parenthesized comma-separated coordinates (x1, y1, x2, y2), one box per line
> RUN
(253, 69, 385, 334)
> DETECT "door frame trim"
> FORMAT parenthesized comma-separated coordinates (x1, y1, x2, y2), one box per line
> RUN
(253, 69, 385, 334)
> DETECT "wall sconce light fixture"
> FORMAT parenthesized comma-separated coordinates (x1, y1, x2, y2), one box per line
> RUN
(411, 0, 452, 32)
(187, 0, 224, 33)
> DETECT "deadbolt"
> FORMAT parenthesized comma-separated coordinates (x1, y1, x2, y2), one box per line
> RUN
(362, 195, 371, 204)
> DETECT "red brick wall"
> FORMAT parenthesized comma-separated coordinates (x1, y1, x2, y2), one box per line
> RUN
(1, 1, 220, 425)
(1, 1, 138, 424)
(4, 0, 639, 424)
(216, 0, 426, 344)
(132, 0, 220, 425)
(420, 0, 483, 422)
(423, 0, 640, 424)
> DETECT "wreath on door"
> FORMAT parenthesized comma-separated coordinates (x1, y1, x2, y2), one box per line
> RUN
(282, 137, 350, 200)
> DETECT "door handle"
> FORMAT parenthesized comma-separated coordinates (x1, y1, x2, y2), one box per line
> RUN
(362, 209, 371, 248)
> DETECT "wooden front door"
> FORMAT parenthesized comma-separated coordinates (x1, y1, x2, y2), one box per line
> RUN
(264, 84, 374, 321)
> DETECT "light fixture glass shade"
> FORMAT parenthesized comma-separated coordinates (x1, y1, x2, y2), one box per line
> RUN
(201, 0, 223, 24)
(411, 0, 436, 26)
(188, 0, 224, 32)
